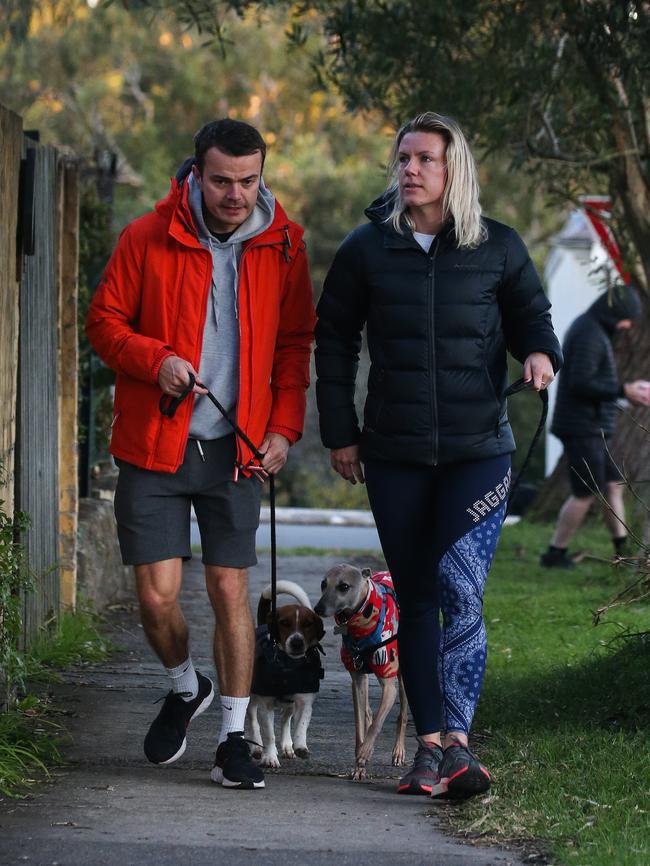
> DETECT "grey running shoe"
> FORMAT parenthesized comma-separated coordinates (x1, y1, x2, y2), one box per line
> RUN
(397, 738, 443, 795)
(430, 742, 491, 800)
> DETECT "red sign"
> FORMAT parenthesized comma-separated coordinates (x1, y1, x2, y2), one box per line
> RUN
(580, 195, 630, 284)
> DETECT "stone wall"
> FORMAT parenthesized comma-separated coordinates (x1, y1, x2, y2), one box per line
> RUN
(77, 497, 133, 611)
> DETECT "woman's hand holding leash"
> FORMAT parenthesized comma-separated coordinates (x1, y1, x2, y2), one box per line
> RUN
(331, 445, 365, 485)
(523, 352, 554, 391)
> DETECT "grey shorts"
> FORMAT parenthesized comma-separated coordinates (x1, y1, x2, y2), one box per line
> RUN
(114, 434, 261, 568)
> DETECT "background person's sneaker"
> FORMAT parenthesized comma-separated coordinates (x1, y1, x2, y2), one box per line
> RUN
(211, 731, 265, 789)
(397, 738, 443, 794)
(430, 742, 491, 800)
(540, 547, 575, 569)
(144, 671, 214, 764)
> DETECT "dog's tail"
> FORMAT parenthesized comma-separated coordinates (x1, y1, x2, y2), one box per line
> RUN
(257, 580, 312, 626)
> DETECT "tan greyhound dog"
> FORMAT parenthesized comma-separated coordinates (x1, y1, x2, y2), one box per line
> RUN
(315, 563, 408, 779)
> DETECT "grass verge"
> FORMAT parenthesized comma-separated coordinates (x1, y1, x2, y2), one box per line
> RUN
(0, 696, 62, 798)
(441, 520, 650, 866)
(0, 608, 111, 798)
(25, 608, 112, 682)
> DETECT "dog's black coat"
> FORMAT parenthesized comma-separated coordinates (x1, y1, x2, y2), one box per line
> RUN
(251, 625, 324, 698)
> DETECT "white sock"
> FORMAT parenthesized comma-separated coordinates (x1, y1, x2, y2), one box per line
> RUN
(166, 656, 199, 701)
(218, 695, 250, 744)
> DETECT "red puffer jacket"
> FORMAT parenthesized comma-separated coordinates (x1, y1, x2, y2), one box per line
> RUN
(86, 177, 315, 473)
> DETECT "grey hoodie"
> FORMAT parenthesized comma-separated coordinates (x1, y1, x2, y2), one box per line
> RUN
(187, 172, 275, 439)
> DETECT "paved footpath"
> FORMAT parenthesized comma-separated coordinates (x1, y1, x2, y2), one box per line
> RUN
(0, 554, 526, 866)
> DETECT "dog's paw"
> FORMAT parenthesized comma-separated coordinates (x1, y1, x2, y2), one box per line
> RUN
(350, 766, 367, 781)
(259, 751, 281, 768)
(251, 746, 263, 760)
(391, 745, 406, 766)
(294, 746, 310, 759)
(280, 745, 296, 759)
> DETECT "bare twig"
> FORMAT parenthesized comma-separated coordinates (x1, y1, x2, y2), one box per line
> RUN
(601, 432, 650, 515)
(571, 460, 645, 550)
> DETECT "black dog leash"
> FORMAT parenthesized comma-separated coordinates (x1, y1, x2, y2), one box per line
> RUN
(503, 377, 549, 517)
(160, 373, 279, 623)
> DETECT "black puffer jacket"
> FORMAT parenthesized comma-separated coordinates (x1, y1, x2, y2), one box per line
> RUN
(551, 286, 642, 440)
(315, 196, 562, 466)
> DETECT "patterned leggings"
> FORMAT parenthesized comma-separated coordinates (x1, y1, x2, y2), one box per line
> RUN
(364, 454, 510, 735)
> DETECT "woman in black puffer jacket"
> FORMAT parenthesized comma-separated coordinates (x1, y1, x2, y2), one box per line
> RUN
(315, 112, 562, 800)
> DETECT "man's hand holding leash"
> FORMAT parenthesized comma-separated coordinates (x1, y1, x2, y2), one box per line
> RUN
(158, 355, 208, 397)
(259, 432, 290, 475)
(159, 360, 290, 479)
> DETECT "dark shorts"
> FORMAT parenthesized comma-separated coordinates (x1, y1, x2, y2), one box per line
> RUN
(562, 436, 622, 498)
(114, 434, 261, 567)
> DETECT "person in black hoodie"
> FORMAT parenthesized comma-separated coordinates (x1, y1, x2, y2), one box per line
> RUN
(541, 286, 650, 568)
(315, 112, 562, 800)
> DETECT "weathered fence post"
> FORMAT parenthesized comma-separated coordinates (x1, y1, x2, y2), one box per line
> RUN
(16, 137, 61, 647)
(0, 105, 22, 513)
(0, 104, 23, 708)
(57, 157, 80, 611)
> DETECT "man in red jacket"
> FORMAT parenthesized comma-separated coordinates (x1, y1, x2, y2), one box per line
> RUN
(87, 119, 315, 789)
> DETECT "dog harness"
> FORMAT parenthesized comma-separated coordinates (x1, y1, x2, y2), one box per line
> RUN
(251, 625, 325, 698)
(336, 571, 399, 678)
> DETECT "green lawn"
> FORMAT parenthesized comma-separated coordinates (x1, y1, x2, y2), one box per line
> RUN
(448, 520, 650, 866)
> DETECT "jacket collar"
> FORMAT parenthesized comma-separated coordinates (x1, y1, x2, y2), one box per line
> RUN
(364, 190, 455, 251)
(155, 174, 301, 260)
(381, 218, 455, 251)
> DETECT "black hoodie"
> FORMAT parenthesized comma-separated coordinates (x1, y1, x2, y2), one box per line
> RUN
(315, 193, 562, 466)
(551, 285, 642, 439)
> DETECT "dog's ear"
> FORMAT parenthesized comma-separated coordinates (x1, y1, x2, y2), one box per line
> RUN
(361, 567, 372, 580)
(315, 614, 325, 641)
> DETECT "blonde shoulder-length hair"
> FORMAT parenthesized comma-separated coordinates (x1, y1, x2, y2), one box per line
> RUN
(386, 112, 487, 249)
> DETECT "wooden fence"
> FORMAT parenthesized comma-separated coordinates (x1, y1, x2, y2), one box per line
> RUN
(0, 105, 21, 518)
(0, 103, 80, 650)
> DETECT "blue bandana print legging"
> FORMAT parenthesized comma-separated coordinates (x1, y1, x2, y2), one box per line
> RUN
(364, 454, 511, 735)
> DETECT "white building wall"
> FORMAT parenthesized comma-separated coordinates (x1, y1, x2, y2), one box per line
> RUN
(544, 212, 613, 475)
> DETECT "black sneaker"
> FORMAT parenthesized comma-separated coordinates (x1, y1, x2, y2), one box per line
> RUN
(144, 671, 214, 765)
(540, 547, 575, 569)
(211, 732, 265, 789)
(397, 738, 443, 795)
(430, 742, 491, 800)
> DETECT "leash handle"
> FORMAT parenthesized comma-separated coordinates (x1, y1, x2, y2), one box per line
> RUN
(504, 376, 533, 398)
(158, 371, 278, 621)
(158, 372, 265, 463)
(159, 372, 196, 418)
(505, 378, 548, 516)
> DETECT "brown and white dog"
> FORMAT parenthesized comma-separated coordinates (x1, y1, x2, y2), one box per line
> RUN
(246, 580, 325, 768)
(315, 564, 408, 779)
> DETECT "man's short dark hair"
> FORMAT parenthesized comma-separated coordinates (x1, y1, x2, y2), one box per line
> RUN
(194, 119, 266, 173)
